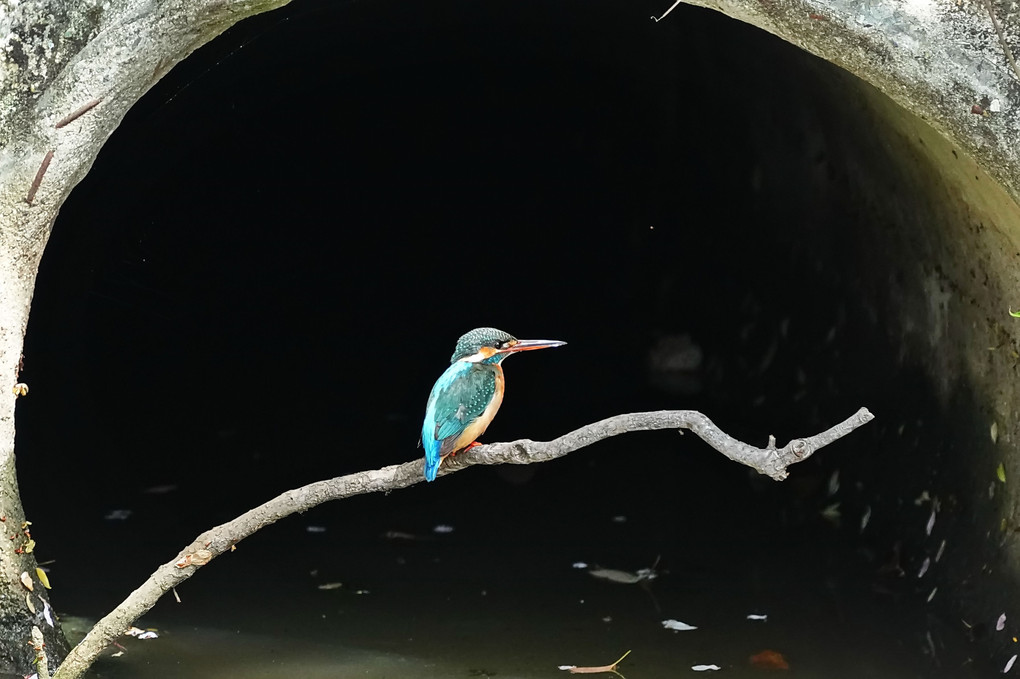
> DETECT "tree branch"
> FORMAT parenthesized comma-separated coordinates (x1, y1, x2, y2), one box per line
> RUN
(51, 407, 873, 679)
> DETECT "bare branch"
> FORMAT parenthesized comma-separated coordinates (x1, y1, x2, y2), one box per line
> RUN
(51, 407, 873, 679)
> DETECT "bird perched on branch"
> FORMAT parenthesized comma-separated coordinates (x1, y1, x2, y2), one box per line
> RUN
(421, 327, 566, 482)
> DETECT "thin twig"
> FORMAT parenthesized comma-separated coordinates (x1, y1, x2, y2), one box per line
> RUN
(51, 407, 873, 679)
(54, 99, 102, 129)
(651, 0, 683, 22)
(569, 649, 632, 674)
(980, 0, 1020, 82)
(25, 150, 53, 205)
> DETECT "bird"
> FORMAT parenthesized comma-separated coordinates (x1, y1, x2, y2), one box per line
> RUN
(421, 327, 566, 482)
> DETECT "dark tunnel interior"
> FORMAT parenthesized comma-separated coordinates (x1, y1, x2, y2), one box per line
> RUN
(14, 0, 987, 676)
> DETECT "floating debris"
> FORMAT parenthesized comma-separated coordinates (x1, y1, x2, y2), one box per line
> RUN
(42, 601, 53, 628)
(125, 627, 159, 640)
(635, 567, 659, 581)
(1005, 653, 1017, 673)
(661, 619, 697, 631)
(590, 568, 644, 584)
(927, 587, 938, 602)
(692, 665, 721, 671)
(935, 539, 947, 562)
(821, 502, 841, 526)
(999, 613, 1008, 631)
(433, 524, 455, 534)
(316, 582, 343, 591)
(926, 504, 937, 536)
(746, 614, 768, 621)
(559, 649, 631, 674)
(914, 491, 931, 506)
(860, 505, 872, 533)
(588, 558, 661, 585)
(918, 557, 930, 578)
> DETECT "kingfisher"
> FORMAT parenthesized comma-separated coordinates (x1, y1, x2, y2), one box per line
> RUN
(421, 327, 566, 482)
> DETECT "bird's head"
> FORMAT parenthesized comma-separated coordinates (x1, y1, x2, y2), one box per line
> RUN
(451, 327, 566, 364)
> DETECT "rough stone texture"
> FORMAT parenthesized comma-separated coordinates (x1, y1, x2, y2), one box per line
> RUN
(0, 0, 291, 674)
(726, 36, 1020, 666)
(681, 0, 1020, 205)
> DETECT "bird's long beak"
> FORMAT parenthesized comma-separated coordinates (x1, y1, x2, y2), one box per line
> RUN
(502, 339, 567, 353)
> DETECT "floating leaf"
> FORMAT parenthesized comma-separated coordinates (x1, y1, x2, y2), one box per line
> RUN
(24, 539, 35, 554)
(19, 572, 32, 591)
(662, 619, 697, 631)
(692, 665, 721, 671)
(998, 463, 1007, 483)
(992, 421, 999, 444)
(1005, 654, 1017, 673)
(750, 649, 789, 670)
(35, 568, 50, 590)
(316, 582, 343, 591)
(589, 568, 643, 584)
(1010, 308, 1020, 318)
(746, 614, 768, 621)
(25, 594, 34, 614)
(999, 613, 1008, 631)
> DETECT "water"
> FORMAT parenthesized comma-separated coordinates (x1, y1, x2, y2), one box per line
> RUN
(52, 438, 965, 679)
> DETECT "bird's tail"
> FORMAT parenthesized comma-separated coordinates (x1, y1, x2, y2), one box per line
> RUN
(424, 456, 440, 482)
(423, 440, 442, 482)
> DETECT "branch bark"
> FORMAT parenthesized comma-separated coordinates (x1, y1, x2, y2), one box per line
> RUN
(52, 407, 873, 679)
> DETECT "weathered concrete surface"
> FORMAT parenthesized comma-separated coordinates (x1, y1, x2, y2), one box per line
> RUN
(0, 0, 291, 674)
(728, 23, 1020, 666)
(681, 0, 1020, 206)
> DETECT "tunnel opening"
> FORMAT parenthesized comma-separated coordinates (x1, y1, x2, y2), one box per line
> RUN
(17, 0, 1013, 675)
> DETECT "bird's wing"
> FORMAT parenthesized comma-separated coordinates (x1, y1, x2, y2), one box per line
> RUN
(423, 362, 497, 458)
